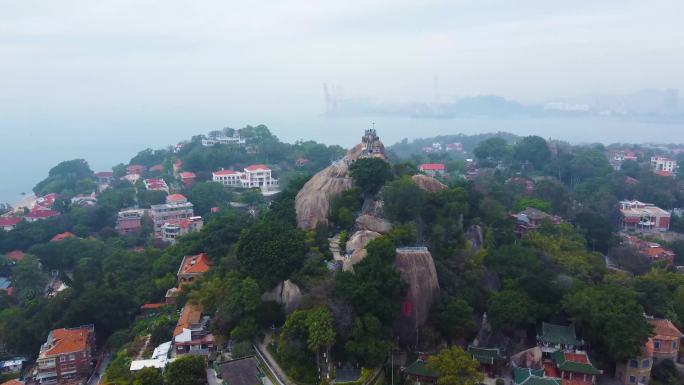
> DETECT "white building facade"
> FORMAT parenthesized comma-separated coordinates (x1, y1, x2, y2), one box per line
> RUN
(651, 156, 678, 174)
(212, 165, 278, 189)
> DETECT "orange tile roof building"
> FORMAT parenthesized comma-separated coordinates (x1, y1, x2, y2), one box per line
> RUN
(649, 317, 683, 363)
(177, 253, 211, 286)
(172, 303, 215, 357)
(616, 317, 684, 385)
(35, 325, 95, 385)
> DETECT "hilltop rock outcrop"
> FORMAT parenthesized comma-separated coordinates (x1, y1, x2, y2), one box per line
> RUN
(261, 279, 303, 314)
(411, 174, 448, 192)
(295, 129, 386, 230)
(355, 214, 392, 234)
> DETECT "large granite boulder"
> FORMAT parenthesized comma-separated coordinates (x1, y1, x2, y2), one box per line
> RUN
(355, 214, 392, 234)
(411, 174, 448, 192)
(346, 230, 381, 254)
(261, 280, 303, 314)
(394, 247, 440, 329)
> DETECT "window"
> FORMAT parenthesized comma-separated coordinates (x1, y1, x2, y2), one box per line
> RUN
(629, 376, 636, 383)
(654, 341, 661, 350)
(68, 353, 75, 361)
(673, 341, 677, 350)
(60, 355, 66, 362)
(630, 360, 638, 368)
(642, 359, 650, 368)
(641, 377, 646, 383)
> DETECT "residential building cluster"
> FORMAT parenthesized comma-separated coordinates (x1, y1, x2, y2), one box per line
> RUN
(131, 253, 214, 374)
(622, 234, 676, 266)
(405, 321, 604, 385)
(405, 316, 684, 385)
(0, 193, 63, 231)
(619, 201, 671, 233)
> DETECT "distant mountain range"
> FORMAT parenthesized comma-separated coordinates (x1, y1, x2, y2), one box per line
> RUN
(323, 89, 684, 120)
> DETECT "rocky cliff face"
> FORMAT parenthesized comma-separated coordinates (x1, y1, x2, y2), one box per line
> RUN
(394, 247, 440, 341)
(411, 174, 448, 192)
(295, 144, 366, 230)
(465, 225, 484, 253)
(261, 280, 303, 314)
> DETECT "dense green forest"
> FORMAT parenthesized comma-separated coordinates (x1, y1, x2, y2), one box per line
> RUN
(3, 127, 684, 385)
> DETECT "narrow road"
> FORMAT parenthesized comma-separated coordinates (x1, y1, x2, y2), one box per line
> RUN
(207, 368, 221, 385)
(87, 351, 111, 385)
(135, 335, 151, 359)
(254, 332, 293, 385)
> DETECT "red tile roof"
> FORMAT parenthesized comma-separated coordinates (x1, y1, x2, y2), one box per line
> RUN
(5, 250, 25, 262)
(178, 253, 211, 276)
(42, 326, 93, 357)
(166, 193, 187, 202)
(50, 232, 76, 242)
(94, 171, 113, 178)
(141, 302, 167, 310)
(0, 216, 22, 227)
(214, 169, 239, 176)
(544, 361, 560, 378)
(25, 210, 59, 219)
(649, 318, 684, 340)
(245, 164, 270, 171)
(564, 353, 589, 364)
(419, 163, 446, 171)
(656, 170, 673, 177)
(149, 165, 164, 172)
(179, 172, 196, 179)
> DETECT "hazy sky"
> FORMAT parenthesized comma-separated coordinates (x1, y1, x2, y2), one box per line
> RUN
(1, 0, 684, 202)
(2, 0, 684, 119)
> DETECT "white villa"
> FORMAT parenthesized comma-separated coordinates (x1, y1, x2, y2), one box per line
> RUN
(212, 164, 278, 189)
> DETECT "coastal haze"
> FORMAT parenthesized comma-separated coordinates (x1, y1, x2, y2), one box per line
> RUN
(2, 0, 684, 203)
